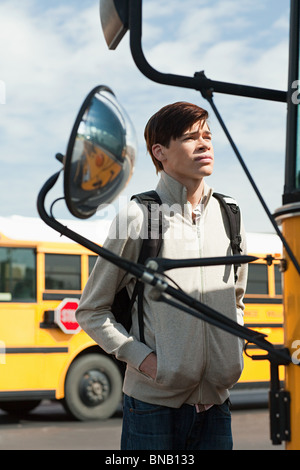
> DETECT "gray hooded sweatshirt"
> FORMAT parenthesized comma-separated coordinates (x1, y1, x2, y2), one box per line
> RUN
(76, 171, 248, 407)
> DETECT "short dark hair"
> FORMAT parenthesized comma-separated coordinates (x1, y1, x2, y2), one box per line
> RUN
(144, 101, 209, 173)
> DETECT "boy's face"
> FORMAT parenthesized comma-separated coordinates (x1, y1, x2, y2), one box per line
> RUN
(152, 120, 214, 184)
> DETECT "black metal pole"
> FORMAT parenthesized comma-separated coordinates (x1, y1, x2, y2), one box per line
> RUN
(37, 172, 144, 278)
(128, 0, 287, 103)
(283, 0, 300, 203)
(160, 286, 291, 366)
(37, 172, 292, 365)
(201, 90, 300, 277)
(148, 254, 258, 273)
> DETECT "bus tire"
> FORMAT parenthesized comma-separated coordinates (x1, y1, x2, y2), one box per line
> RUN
(63, 353, 123, 421)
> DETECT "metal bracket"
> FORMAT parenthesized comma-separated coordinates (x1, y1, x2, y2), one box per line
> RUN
(249, 350, 291, 445)
(269, 361, 291, 445)
(269, 389, 291, 445)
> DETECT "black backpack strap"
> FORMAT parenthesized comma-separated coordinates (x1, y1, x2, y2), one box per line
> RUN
(131, 191, 163, 261)
(129, 190, 163, 343)
(213, 192, 242, 282)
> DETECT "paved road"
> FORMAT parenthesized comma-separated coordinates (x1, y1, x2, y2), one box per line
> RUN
(0, 401, 285, 450)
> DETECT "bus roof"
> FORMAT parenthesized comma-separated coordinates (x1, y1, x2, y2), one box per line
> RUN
(0, 216, 283, 254)
(246, 232, 282, 254)
(0, 215, 112, 245)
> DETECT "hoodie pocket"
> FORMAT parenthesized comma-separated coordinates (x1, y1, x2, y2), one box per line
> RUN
(154, 340, 204, 390)
(205, 327, 244, 389)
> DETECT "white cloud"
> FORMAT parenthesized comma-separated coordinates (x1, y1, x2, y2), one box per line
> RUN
(0, 0, 290, 234)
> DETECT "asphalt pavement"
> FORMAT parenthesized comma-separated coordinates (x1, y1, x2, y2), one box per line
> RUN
(0, 400, 287, 451)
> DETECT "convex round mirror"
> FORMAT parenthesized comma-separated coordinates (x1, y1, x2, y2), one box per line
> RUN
(64, 85, 137, 219)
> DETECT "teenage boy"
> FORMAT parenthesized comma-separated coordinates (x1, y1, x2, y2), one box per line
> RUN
(76, 101, 247, 450)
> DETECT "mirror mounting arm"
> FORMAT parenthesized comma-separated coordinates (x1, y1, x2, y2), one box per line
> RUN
(128, 0, 287, 103)
(37, 171, 292, 367)
(37, 171, 144, 279)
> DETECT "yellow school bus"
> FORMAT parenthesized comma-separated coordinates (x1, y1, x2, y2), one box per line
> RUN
(0, 218, 283, 419)
(0, 216, 122, 420)
(236, 232, 284, 400)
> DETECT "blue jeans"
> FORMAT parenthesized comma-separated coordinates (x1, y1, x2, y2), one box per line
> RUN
(121, 394, 233, 450)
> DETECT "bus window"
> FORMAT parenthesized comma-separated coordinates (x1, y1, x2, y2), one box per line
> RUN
(45, 254, 81, 290)
(274, 264, 283, 295)
(246, 263, 268, 295)
(88, 255, 97, 274)
(0, 247, 36, 301)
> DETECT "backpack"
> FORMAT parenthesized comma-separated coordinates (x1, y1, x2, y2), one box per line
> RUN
(111, 190, 163, 345)
(111, 190, 241, 347)
(212, 193, 242, 281)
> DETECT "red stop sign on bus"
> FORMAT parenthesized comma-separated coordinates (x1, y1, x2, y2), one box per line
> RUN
(54, 298, 81, 334)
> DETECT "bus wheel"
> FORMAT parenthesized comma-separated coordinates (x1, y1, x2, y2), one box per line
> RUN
(63, 353, 122, 421)
(0, 400, 41, 415)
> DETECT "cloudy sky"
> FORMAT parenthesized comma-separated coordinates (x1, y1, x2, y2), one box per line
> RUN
(0, 0, 290, 235)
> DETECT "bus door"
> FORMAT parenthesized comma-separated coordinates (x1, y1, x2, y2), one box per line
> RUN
(0, 244, 40, 393)
(35, 247, 84, 395)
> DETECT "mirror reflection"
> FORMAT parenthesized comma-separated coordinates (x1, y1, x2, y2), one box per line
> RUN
(64, 86, 136, 219)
